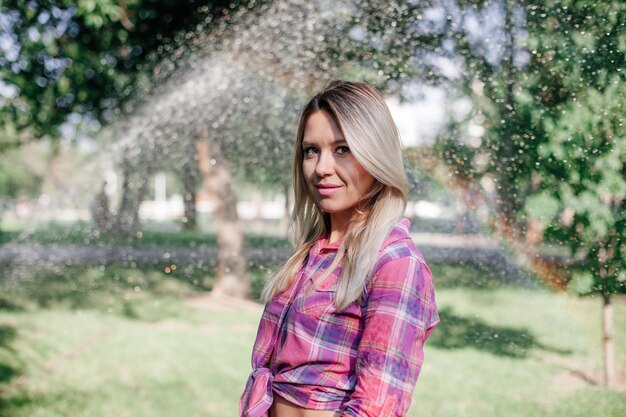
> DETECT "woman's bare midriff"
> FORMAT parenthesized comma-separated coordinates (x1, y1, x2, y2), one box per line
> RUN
(269, 393, 340, 417)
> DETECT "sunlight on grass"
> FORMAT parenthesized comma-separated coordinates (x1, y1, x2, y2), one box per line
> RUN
(0, 264, 624, 417)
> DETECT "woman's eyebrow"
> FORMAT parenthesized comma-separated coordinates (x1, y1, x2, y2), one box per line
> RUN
(302, 138, 347, 146)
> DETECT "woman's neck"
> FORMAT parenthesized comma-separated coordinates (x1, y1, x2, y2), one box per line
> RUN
(328, 210, 367, 244)
(327, 229, 346, 245)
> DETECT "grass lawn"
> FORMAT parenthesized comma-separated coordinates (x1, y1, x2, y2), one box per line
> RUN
(0, 263, 625, 417)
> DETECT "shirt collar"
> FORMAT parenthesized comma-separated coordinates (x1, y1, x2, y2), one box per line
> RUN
(381, 217, 411, 248)
(314, 234, 343, 254)
(312, 217, 411, 254)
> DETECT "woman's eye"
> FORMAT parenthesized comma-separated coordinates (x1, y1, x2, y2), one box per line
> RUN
(303, 146, 317, 155)
(336, 146, 351, 155)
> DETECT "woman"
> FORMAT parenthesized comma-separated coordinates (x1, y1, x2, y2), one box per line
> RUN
(240, 80, 440, 417)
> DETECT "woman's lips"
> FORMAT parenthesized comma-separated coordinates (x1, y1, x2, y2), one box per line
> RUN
(316, 184, 341, 196)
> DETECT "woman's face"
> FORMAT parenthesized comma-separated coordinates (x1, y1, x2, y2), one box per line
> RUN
(302, 110, 376, 224)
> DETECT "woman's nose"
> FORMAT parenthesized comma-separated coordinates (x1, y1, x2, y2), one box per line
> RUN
(315, 151, 335, 176)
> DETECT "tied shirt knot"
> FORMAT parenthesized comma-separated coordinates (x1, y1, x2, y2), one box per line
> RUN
(240, 367, 275, 417)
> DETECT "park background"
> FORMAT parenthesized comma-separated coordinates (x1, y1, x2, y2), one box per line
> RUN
(0, 0, 625, 416)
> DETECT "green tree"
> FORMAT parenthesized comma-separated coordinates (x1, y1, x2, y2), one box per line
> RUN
(0, 0, 248, 146)
(0, 0, 270, 302)
(0, 0, 257, 237)
(101, 0, 451, 298)
(438, 0, 625, 388)
(522, 1, 625, 389)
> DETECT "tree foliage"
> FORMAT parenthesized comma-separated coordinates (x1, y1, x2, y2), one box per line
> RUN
(0, 0, 246, 145)
(522, 1, 626, 297)
(438, 0, 625, 297)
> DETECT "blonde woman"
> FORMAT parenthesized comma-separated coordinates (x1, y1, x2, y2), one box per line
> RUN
(240, 80, 440, 417)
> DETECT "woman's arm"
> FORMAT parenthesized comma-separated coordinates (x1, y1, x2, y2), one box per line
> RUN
(339, 256, 439, 417)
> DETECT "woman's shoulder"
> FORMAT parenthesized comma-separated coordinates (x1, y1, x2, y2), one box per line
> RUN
(373, 217, 426, 272)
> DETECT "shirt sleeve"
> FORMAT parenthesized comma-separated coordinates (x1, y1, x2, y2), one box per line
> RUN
(339, 256, 439, 417)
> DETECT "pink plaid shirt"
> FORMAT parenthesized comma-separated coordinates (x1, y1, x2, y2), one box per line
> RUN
(240, 217, 440, 417)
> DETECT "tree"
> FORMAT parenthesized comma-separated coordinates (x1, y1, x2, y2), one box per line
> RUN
(1, 0, 459, 300)
(105, 0, 451, 299)
(437, 0, 625, 388)
(521, 1, 625, 389)
(0, 0, 248, 146)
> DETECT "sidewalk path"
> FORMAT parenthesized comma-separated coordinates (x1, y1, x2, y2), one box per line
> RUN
(0, 233, 539, 287)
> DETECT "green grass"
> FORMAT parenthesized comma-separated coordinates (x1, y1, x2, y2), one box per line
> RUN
(0, 263, 625, 416)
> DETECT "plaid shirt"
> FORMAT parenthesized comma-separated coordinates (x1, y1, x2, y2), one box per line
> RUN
(240, 217, 440, 417)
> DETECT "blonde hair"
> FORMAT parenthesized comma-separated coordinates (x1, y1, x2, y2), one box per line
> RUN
(261, 80, 409, 311)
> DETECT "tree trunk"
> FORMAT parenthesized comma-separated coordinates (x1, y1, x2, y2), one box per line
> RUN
(601, 292, 615, 389)
(195, 131, 250, 299)
(113, 127, 166, 238)
(112, 155, 141, 237)
(181, 157, 197, 230)
(94, 181, 112, 234)
(493, 0, 523, 234)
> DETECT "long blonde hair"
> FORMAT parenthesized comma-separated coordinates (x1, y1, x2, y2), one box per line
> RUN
(261, 80, 409, 311)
